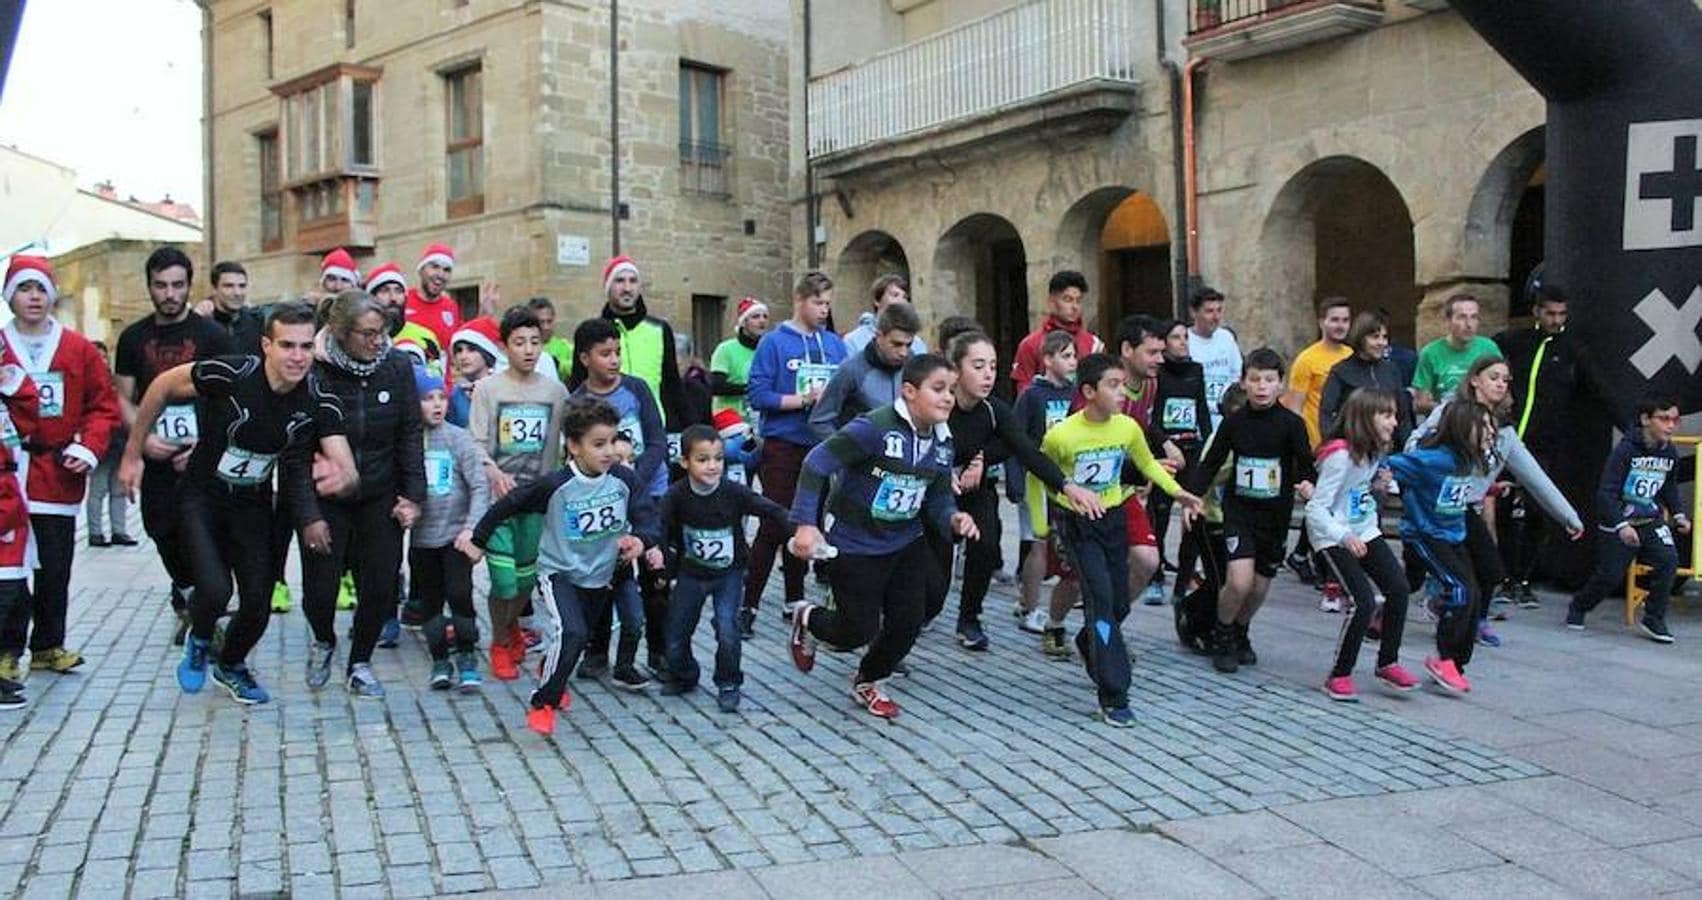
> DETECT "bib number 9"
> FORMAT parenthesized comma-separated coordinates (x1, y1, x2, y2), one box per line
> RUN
(33, 372, 63, 419)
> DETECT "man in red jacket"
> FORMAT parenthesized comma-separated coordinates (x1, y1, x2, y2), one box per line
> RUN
(1, 256, 121, 673)
(1010, 270, 1105, 394)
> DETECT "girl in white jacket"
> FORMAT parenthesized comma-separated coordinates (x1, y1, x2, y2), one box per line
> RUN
(1306, 389, 1421, 701)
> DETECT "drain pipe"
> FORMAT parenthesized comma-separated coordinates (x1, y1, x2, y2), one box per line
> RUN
(1181, 55, 1207, 280)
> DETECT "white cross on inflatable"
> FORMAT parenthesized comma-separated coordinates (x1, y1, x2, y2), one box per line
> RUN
(1629, 286, 1702, 376)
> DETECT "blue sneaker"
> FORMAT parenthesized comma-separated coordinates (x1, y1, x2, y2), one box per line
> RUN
(454, 651, 482, 692)
(1141, 582, 1165, 606)
(212, 663, 270, 704)
(1476, 620, 1503, 648)
(178, 637, 211, 693)
(378, 618, 401, 648)
(1097, 706, 1135, 727)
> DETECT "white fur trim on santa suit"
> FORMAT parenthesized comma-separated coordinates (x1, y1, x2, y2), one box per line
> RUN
(366, 269, 407, 293)
(322, 264, 359, 285)
(3, 268, 55, 305)
(418, 252, 454, 271)
(602, 259, 639, 295)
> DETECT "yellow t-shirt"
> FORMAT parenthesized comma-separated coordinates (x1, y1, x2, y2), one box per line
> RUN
(1290, 340, 1351, 447)
(1027, 411, 1181, 539)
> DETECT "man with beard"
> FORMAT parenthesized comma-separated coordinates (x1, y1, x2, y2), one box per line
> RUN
(405, 244, 463, 352)
(114, 247, 235, 643)
(367, 262, 444, 371)
(596, 256, 685, 421)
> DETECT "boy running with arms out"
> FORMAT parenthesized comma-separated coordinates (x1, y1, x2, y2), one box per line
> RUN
(468, 398, 659, 734)
(1030, 353, 1202, 726)
(468, 307, 569, 680)
(1185, 348, 1315, 675)
(787, 354, 979, 720)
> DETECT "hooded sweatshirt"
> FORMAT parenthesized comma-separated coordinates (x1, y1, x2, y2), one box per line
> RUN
(746, 320, 848, 447)
(1011, 317, 1103, 394)
(808, 339, 903, 441)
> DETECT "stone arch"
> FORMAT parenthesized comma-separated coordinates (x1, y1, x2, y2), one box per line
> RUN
(932, 213, 1029, 391)
(1462, 126, 1547, 312)
(833, 230, 912, 318)
(1055, 186, 1174, 338)
(1257, 156, 1418, 352)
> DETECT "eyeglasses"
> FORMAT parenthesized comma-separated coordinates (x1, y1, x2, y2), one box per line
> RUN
(348, 327, 386, 343)
(1649, 412, 1680, 423)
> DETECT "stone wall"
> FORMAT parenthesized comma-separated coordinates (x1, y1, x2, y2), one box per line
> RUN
(50, 239, 207, 345)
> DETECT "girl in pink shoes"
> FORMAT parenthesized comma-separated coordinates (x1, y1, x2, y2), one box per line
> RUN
(1385, 401, 1497, 695)
(1305, 389, 1419, 701)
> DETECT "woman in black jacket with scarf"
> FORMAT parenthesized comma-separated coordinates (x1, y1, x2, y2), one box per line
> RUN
(1319, 310, 1416, 448)
(297, 290, 427, 699)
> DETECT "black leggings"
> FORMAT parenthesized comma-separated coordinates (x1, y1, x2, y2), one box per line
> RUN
(1318, 540, 1409, 677)
(140, 464, 194, 604)
(808, 541, 929, 683)
(180, 488, 278, 666)
(1408, 535, 1483, 670)
(408, 544, 478, 659)
(924, 483, 999, 625)
(301, 494, 403, 670)
(3, 514, 75, 652)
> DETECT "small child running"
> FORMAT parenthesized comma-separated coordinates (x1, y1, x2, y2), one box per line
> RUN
(409, 366, 491, 691)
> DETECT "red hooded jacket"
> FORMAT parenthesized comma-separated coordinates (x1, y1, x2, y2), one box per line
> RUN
(2, 323, 119, 516)
(1011, 316, 1104, 395)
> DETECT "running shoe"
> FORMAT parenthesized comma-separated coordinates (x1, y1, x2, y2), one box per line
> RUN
(1489, 580, 1516, 607)
(609, 664, 651, 691)
(1141, 582, 1166, 606)
(1517, 582, 1541, 610)
(30, 648, 84, 673)
(428, 660, 454, 690)
(270, 582, 292, 614)
(305, 641, 335, 690)
(212, 662, 270, 704)
(336, 573, 357, 611)
(377, 618, 401, 649)
(737, 607, 756, 640)
(1236, 625, 1258, 666)
(1019, 608, 1049, 635)
(526, 704, 556, 735)
(346, 663, 385, 699)
(1564, 604, 1586, 631)
(111, 533, 139, 547)
(454, 651, 483, 692)
(660, 678, 693, 696)
(851, 679, 900, 719)
(1285, 550, 1317, 585)
(1323, 675, 1358, 702)
(575, 654, 608, 680)
(956, 618, 989, 652)
(0, 654, 19, 683)
(490, 644, 519, 681)
(789, 603, 817, 673)
(1318, 581, 1346, 614)
(1375, 663, 1420, 692)
(1476, 621, 1502, 647)
(781, 601, 798, 623)
(0, 683, 24, 710)
(1097, 706, 1135, 727)
(889, 660, 911, 677)
(178, 637, 211, 693)
(1211, 624, 1238, 674)
(1638, 617, 1675, 644)
(717, 687, 741, 713)
(1424, 656, 1470, 695)
(88, 534, 109, 548)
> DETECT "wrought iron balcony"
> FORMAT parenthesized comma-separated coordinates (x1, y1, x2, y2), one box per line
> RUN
(1185, 0, 1385, 61)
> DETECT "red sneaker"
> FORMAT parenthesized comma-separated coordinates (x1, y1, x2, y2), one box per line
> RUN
(490, 644, 519, 681)
(1323, 675, 1357, 702)
(789, 604, 817, 673)
(1375, 663, 1420, 692)
(526, 705, 555, 735)
(508, 627, 528, 659)
(851, 679, 900, 719)
(1424, 656, 1470, 695)
(559, 690, 572, 711)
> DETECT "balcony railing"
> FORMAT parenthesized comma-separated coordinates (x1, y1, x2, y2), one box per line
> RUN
(807, 0, 1141, 159)
(1185, 0, 1385, 59)
(679, 141, 732, 198)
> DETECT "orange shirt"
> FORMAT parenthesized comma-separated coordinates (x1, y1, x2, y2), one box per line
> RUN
(1290, 340, 1351, 447)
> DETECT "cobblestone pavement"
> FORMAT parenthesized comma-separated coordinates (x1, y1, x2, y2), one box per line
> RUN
(0, 508, 1574, 899)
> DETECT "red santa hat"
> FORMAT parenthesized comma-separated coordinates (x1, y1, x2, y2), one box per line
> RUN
(602, 254, 639, 295)
(394, 334, 431, 367)
(3, 256, 56, 305)
(320, 248, 359, 286)
(712, 408, 751, 442)
(417, 243, 455, 272)
(735, 296, 768, 328)
(363, 261, 407, 293)
(449, 316, 504, 369)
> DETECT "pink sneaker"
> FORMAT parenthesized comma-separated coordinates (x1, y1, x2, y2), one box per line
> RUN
(1323, 675, 1358, 702)
(1375, 663, 1420, 692)
(1424, 656, 1470, 695)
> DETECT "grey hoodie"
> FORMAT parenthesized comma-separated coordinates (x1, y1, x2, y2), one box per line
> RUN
(414, 422, 492, 549)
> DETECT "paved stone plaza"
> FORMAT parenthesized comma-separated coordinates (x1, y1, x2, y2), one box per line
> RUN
(1, 513, 1699, 898)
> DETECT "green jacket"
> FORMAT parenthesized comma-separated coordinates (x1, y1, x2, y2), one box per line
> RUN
(599, 296, 684, 430)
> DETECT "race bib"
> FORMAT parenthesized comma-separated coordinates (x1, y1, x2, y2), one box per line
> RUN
(215, 446, 277, 487)
(666, 432, 683, 464)
(683, 526, 735, 568)
(1161, 397, 1197, 432)
(796, 362, 836, 396)
(1205, 378, 1229, 407)
(1656, 525, 1675, 546)
(497, 402, 549, 456)
(561, 491, 625, 542)
(1347, 485, 1376, 527)
(616, 413, 647, 456)
(1622, 463, 1668, 503)
(155, 403, 199, 445)
(1436, 475, 1473, 516)
(871, 472, 928, 522)
(1235, 457, 1282, 500)
(1044, 399, 1070, 431)
(424, 449, 454, 497)
(725, 462, 747, 485)
(1071, 448, 1123, 491)
(32, 372, 63, 419)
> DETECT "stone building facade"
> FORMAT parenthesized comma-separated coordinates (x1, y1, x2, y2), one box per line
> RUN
(795, 0, 1545, 363)
(207, 0, 791, 354)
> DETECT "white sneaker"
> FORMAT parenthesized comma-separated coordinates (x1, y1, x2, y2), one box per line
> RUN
(1019, 608, 1049, 634)
(1318, 595, 1344, 613)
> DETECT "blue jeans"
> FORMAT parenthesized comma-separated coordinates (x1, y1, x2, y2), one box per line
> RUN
(1055, 507, 1132, 710)
(665, 568, 745, 690)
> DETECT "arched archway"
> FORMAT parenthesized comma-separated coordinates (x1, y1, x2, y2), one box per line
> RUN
(933, 214, 1028, 393)
(835, 230, 911, 318)
(1259, 157, 1417, 352)
(1464, 126, 1546, 320)
(1055, 187, 1174, 338)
